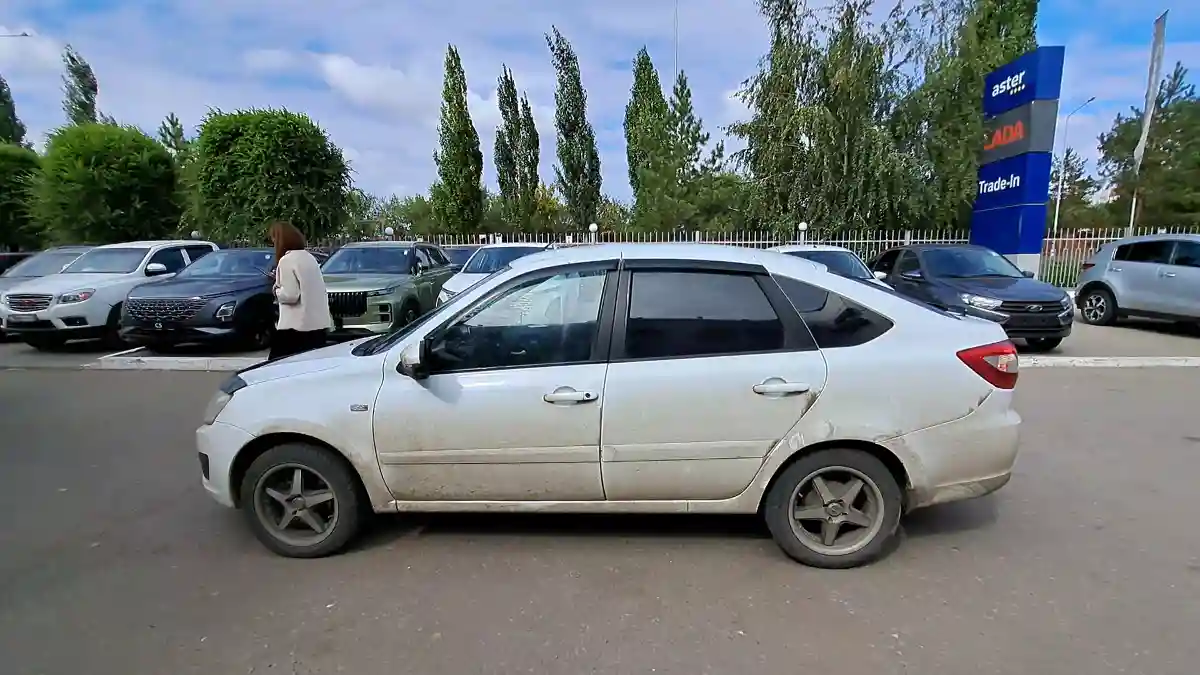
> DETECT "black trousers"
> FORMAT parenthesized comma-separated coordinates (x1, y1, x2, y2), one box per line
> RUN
(268, 329, 328, 361)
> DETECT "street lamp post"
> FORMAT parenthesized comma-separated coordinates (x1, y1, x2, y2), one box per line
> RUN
(1050, 96, 1096, 241)
(0, 32, 31, 38)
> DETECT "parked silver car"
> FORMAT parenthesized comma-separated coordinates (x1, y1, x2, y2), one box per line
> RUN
(1075, 233, 1200, 327)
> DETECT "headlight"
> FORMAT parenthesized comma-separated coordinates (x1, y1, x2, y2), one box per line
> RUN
(215, 301, 236, 321)
(959, 293, 1002, 310)
(1059, 294, 1073, 309)
(366, 286, 399, 298)
(202, 375, 247, 425)
(58, 288, 96, 304)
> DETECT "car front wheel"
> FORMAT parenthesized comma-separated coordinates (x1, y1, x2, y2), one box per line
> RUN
(763, 448, 903, 569)
(1080, 288, 1116, 325)
(240, 443, 365, 558)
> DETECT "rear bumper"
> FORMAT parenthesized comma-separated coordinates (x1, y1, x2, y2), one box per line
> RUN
(883, 389, 1021, 511)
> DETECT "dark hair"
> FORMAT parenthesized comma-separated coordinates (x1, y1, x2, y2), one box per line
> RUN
(269, 221, 306, 264)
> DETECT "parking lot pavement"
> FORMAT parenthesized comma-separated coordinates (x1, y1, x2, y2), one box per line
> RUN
(0, 337, 115, 369)
(1054, 320, 1200, 357)
(2, 369, 1199, 674)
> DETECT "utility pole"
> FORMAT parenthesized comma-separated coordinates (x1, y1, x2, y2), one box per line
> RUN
(1050, 96, 1095, 240)
(672, 0, 679, 78)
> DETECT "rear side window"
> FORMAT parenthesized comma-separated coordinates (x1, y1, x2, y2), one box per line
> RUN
(773, 276, 893, 349)
(1115, 241, 1174, 264)
(624, 271, 785, 360)
(1169, 241, 1200, 268)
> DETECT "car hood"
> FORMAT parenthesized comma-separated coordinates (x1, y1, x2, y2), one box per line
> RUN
(937, 276, 1065, 302)
(129, 276, 269, 299)
(323, 274, 412, 292)
(441, 272, 489, 295)
(0, 276, 39, 294)
(238, 337, 369, 386)
(0, 273, 135, 294)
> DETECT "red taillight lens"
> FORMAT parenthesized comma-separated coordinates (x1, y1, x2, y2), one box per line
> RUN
(1081, 262, 1095, 270)
(957, 340, 1019, 390)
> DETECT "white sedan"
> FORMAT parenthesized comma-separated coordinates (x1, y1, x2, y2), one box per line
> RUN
(769, 244, 890, 289)
(436, 242, 554, 306)
(197, 243, 1020, 568)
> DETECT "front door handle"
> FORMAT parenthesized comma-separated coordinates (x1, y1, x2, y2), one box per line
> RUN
(752, 380, 811, 396)
(1110, 267, 1123, 272)
(543, 387, 597, 404)
(1161, 271, 1177, 278)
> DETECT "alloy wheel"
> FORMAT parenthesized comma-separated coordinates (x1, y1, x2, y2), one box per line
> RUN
(787, 466, 886, 557)
(1082, 294, 1106, 323)
(252, 464, 340, 547)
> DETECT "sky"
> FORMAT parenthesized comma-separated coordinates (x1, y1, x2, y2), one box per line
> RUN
(1, 0, 1197, 203)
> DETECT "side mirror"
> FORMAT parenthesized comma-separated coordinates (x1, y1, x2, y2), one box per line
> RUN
(873, 270, 887, 281)
(396, 340, 430, 380)
(900, 270, 923, 281)
(1022, 270, 1036, 278)
(145, 262, 170, 276)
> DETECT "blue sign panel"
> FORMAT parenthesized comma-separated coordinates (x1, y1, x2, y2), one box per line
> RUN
(969, 203, 1047, 256)
(973, 152, 1053, 213)
(982, 46, 1065, 118)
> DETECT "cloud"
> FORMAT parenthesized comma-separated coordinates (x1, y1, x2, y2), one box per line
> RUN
(1, 1, 1196, 203)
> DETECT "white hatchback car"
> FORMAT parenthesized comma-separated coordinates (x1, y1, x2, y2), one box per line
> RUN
(198, 243, 1021, 568)
(769, 244, 890, 289)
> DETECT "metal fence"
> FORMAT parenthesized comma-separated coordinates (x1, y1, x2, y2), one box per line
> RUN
(296, 225, 1199, 289)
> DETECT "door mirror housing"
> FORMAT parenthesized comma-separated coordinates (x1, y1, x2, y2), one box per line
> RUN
(145, 262, 170, 276)
(1022, 270, 1036, 278)
(899, 270, 923, 281)
(873, 270, 887, 281)
(397, 340, 431, 379)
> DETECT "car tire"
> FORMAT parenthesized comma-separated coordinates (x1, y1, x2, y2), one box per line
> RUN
(240, 443, 365, 558)
(23, 335, 66, 351)
(1079, 287, 1116, 326)
(104, 303, 127, 348)
(1023, 337, 1062, 353)
(763, 448, 903, 569)
(399, 301, 420, 327)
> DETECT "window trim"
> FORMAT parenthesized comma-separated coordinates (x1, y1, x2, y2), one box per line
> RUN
(422, 260, 621, 376)
(608, 267, 816, 364)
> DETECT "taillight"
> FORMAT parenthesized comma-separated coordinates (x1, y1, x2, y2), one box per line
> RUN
(1081, 262, 1095, 270)
(957, 340, 1019, 390)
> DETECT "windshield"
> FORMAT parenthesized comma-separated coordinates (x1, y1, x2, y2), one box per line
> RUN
(322, 246, 412, 274)
(178, 249, 273, 277)
(62, 248, 150, 274)
(784, 250, 872, 280)
(445, 247, 479, 266)
(923, 247, 1024, 279)
(462, 246, 546, 274)
(1, 251, 88, 278)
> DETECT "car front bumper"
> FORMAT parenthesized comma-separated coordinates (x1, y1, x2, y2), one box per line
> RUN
(196, 421, 257, 509)
(119, 321, 243, 346)
(1, 300, 114, 339)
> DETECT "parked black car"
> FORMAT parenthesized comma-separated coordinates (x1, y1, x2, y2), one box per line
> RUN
(120, 248, 277, 351)
(869, 244, 1073, 352)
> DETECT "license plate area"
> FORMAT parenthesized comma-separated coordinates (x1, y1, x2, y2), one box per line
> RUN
(7, 314, 36, 323)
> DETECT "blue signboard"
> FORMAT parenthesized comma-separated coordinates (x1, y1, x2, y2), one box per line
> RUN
(973, 152, 1053, 213)
(982, 46, 1065, 118)
(969, 203, 1047, 256)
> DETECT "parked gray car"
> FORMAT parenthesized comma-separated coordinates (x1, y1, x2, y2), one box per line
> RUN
(321, 241, 457, 338)
(1075, 233, 1200, 327)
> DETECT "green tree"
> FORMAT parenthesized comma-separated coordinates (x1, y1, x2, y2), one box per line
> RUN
(156, 112, 191, 159)
(1097, 62, 1200, 229)
(344, 188, 384, 240)
(0, 74, 28, 147)
(61, 45, 99, 126)
(494, 66, 539, 228)
(623, 47, 669, 202)
(432, 45, 484, 234)
(1047, 147, 1104, 231)
(0, 144, 40, 250)
(27, 123, 180, 244)
(516, 95, 541, 227)
(546, 27, 602, 229)
(191, 108, 350, 243)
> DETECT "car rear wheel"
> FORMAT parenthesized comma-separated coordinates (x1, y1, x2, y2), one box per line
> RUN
(763, 448, 902, 569)
(1023, 337, 1062, 353)
(1080, 288, 1116, 325)
(240, 443, 365, 558)
(400, 302, 420, 327)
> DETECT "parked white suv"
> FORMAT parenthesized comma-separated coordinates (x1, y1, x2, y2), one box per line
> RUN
(198, 243, 1021, 568)
(1, 240, 218, 350)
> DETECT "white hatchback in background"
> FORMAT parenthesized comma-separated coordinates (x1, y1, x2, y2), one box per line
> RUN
(437, 242, 554, 305)
(0, 240, 218, 350)
(769, 244, 890, 289)
(197, 243, 1021, 569)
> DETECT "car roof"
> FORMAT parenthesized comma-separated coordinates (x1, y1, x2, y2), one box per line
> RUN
(769, 244, 855, 253)
(44, 245, 95, 253)
(477, 242, 551, 249)
(1101, 232, 1200, 246)
(342, 240, 420, 248)
(509, 242, 826, 275)
(889, 243, 988, 254)
(95, 240, 215, 249)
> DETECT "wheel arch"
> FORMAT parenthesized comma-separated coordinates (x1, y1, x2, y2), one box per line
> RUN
(1076, 279, 1117, 305)
(229, 432, 370, 509)
(756, 439, 911, 514)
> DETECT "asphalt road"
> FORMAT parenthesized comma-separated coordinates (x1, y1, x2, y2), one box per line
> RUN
(1, 369, 1199, 675)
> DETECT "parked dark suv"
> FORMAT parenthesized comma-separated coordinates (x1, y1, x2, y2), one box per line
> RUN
(120, 248, 277, 352)
(869, 244, 1073, 352)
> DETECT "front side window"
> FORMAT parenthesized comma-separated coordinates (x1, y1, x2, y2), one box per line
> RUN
(62, 248, 150, 274)
(322, 246, 413, 274)
(147, 247, 187, 273)
(429, 269, 607, 371)
(462, 246, 547, 275)
(623, 271, 785, 360)
(894, 251, 921, 275)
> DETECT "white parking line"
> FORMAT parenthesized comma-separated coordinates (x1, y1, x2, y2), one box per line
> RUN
(1023, 356, 1200, 368)
(99, 346, 146, 359)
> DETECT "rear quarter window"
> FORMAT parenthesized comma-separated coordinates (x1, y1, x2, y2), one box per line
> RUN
(772, 275, 894, 349)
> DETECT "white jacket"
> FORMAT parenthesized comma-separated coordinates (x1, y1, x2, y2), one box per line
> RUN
(274, 250, 332, 332)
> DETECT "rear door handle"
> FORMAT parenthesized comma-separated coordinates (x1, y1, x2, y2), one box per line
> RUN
(753, 380, 811, 396)
(543, 387, 597, 404)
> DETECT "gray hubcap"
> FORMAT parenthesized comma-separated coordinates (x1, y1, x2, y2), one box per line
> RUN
(253, 464, 338, 546)
(788, 466, 885, 556)
(1082, 294, 1106, 323)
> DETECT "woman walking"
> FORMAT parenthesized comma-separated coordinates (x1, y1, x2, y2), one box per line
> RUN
(269, 221, 331, 361)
